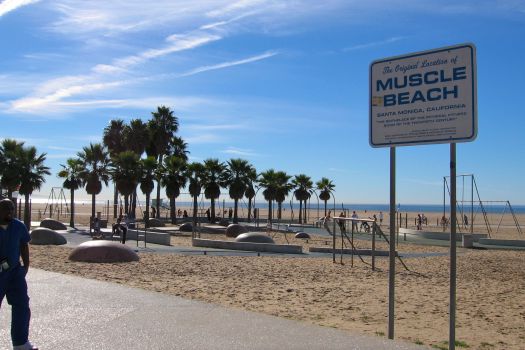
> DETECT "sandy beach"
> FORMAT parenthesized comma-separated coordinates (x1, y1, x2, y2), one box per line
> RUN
(25, 203, 525, 350)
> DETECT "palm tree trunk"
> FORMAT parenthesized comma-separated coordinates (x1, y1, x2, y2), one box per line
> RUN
(155, 154, 163, 219)
(145, 193, 150, 228)
(324, 201, 327, 216)
(131, 190, 137, 222)
(192, 195, 198, 238)
(170, 196, 176, 225)
(113, 185, 118, 218)
(70, 188, 75, 228)
(155, 179, 161, 218)
(304, 203, 307, 224)
(124, 195, 129, 216)
(23, 194, 31, 229)
(268, 199, 272, 223)
(278, 201, 282, 220)
(233, 198, 239, 224)
(91, 193, 96, 234)
(298, 200, 303, 223)
(211, 199, 216, 220)
(247, 198, 252, 222)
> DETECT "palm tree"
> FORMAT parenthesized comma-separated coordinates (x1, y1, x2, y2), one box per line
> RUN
(259, 169, 279, 224)
(103, 119, 127, 219)
(244, 167, 258, 222)
(58, 158, 85, 228)
(274, 171, 292, 220)
(187, 162, 204, 235)
(202, 158, 226, 221)
(78, 143, 111, 232)
(111, 151, 141, 216)
(147, 106, 179, 218)
(123, 119, 149, 156)
(292, 174, 313, 224)
(167, 136, 189, 161)
(316, 177, 335, 216)
(0, 139, 25, 199)
(18, 145, 50, 228)
(161, 155, 187, 224)
(123, 119, 149, 220)
(139, 157, 157, 228)
(225, 159, 254, 223)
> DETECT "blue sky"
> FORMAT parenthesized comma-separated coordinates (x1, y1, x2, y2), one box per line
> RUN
(1, 0, 524, 205)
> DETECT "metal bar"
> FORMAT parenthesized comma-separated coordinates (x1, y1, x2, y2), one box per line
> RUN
(332, 197, 336, 263)
(388, 146, 396, 340)
(372, 223, 376, 271)
(471, 175, 474, 234)
(449, 143, 457, 350)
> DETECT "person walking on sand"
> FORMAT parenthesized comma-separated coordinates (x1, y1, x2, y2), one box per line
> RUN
(351, 211, 359, 232)
(0, 199, 38, 350)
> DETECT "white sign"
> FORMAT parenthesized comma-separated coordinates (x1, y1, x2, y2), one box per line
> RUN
(370, 43, 477, 147)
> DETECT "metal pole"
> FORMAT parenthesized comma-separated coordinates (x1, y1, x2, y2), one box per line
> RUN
(471, 175, 474, 234)
(332, 196, 336, 263)
(449, 143, 457, 350)
(388, 146, 396, 339)
(372, 223, 376, 271)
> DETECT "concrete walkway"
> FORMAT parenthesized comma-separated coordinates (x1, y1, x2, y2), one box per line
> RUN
(1, 269, 427, 349)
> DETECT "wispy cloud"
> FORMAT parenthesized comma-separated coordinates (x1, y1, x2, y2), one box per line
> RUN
(0, 0, 40, 17)
(343, 36, 405, 52)
(221, 147, 260, 157)
(185, 123, 248, 131)
(180, 51, 278, 77)
(184, 134, 224, 144)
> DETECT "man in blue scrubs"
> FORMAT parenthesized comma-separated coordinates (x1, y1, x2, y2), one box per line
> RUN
(0, 199, 38, 350)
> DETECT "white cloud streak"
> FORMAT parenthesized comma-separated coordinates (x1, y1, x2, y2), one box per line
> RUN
(0, 0, 40, 17)
(221, 147, 259, 157)
(180, 51, 278, 77)
(343, 36, 405, 52)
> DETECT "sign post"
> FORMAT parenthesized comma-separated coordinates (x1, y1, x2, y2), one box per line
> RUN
(370, 43, 477, 349)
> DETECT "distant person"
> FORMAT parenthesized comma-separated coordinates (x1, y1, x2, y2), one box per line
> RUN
(183, 210, 188, 218)
(463, 214, 469, 228)
(351, 211, 359, 232)
(177, 209, 182, 217)
(379, 211, 383, 227)
(228, 208, 233, 219)
(0, 199, 39, 350)
(421, 213, 427, 226)
(253, 208, 258, 220)
(416, 214, 422, 230)
(151, 206, 156, 219)
(441, 215, 448, 231)
(112, 216, 128, 244)
(205, 208, 211, 222)
(337, 211, 346, 232)
(92, 217, 101, 234)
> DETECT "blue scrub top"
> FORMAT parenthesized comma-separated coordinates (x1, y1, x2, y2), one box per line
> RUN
(0, 219, 30, 269)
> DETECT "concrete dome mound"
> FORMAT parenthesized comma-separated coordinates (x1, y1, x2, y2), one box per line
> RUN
(235, 232, 275, 244)
(294, 232, 310, 239)
(148, 218, 165, 227)
(69, 241, 139, 263)
(179, 223, 193, 232)
(30, 228, 67, 245)
(226, 224, 248, 238)
(40, 218, 67, 230)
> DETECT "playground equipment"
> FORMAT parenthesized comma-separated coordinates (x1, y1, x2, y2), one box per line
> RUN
(43, 187, 69, 219)
(322, 216, 411, 272)
(443, 174, 522, 237)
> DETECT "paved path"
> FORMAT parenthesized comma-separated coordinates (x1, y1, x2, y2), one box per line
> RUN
(1, 269, 427, 349)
